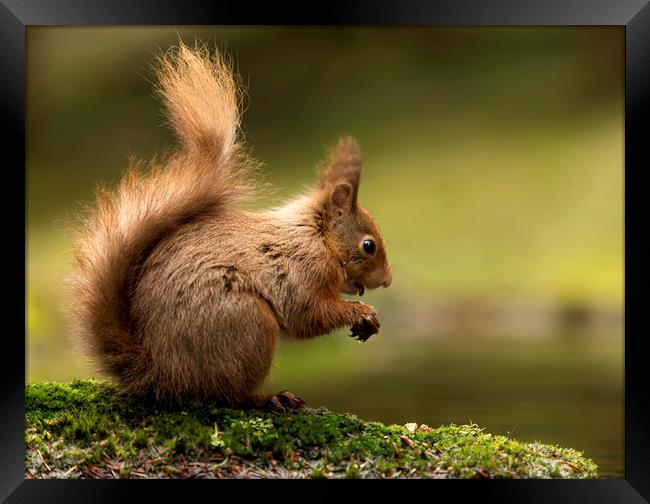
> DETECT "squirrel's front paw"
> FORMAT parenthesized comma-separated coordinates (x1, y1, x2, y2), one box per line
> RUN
(350, 304, 380, 342)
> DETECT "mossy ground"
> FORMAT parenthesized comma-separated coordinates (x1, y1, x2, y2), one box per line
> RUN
(25, 380, 598, 479)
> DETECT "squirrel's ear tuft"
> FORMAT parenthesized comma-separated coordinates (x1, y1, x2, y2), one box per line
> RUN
(319, 137, 362, 207)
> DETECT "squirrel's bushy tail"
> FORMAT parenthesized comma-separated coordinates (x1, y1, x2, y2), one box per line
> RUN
(67, 42, 256, 386)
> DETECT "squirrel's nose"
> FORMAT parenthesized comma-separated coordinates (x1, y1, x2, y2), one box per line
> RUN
(382, 270, 392, 288)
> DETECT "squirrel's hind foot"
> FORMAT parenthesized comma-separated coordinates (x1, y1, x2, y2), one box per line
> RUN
(245, 390, 306, 413)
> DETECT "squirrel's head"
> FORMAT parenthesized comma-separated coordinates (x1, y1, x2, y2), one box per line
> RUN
(318, 137, 392, 297)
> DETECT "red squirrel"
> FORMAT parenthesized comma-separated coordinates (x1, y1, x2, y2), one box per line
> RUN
(67, 42, 392, 411)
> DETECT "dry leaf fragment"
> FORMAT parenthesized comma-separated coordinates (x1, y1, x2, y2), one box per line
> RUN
(404, 423, 418, 433)
(477, 469, 490, 479)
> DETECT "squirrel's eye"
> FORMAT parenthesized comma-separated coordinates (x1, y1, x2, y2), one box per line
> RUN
(362, 239, 376, 255)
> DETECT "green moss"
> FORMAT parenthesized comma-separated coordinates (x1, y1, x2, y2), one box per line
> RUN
(25, 380, 598, 479)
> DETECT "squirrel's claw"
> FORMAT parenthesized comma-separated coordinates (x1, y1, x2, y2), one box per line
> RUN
(248, 390, 306, 413)
(350, 313, 380, 342)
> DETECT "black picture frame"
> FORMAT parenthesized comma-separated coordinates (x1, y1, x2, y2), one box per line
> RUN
(5, 1, 648, 502)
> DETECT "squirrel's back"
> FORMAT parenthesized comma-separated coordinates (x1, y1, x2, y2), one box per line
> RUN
(66, 43, 258, 392)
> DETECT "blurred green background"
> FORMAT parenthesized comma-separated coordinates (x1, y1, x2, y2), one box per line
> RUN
(26, 27, 623, 477)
